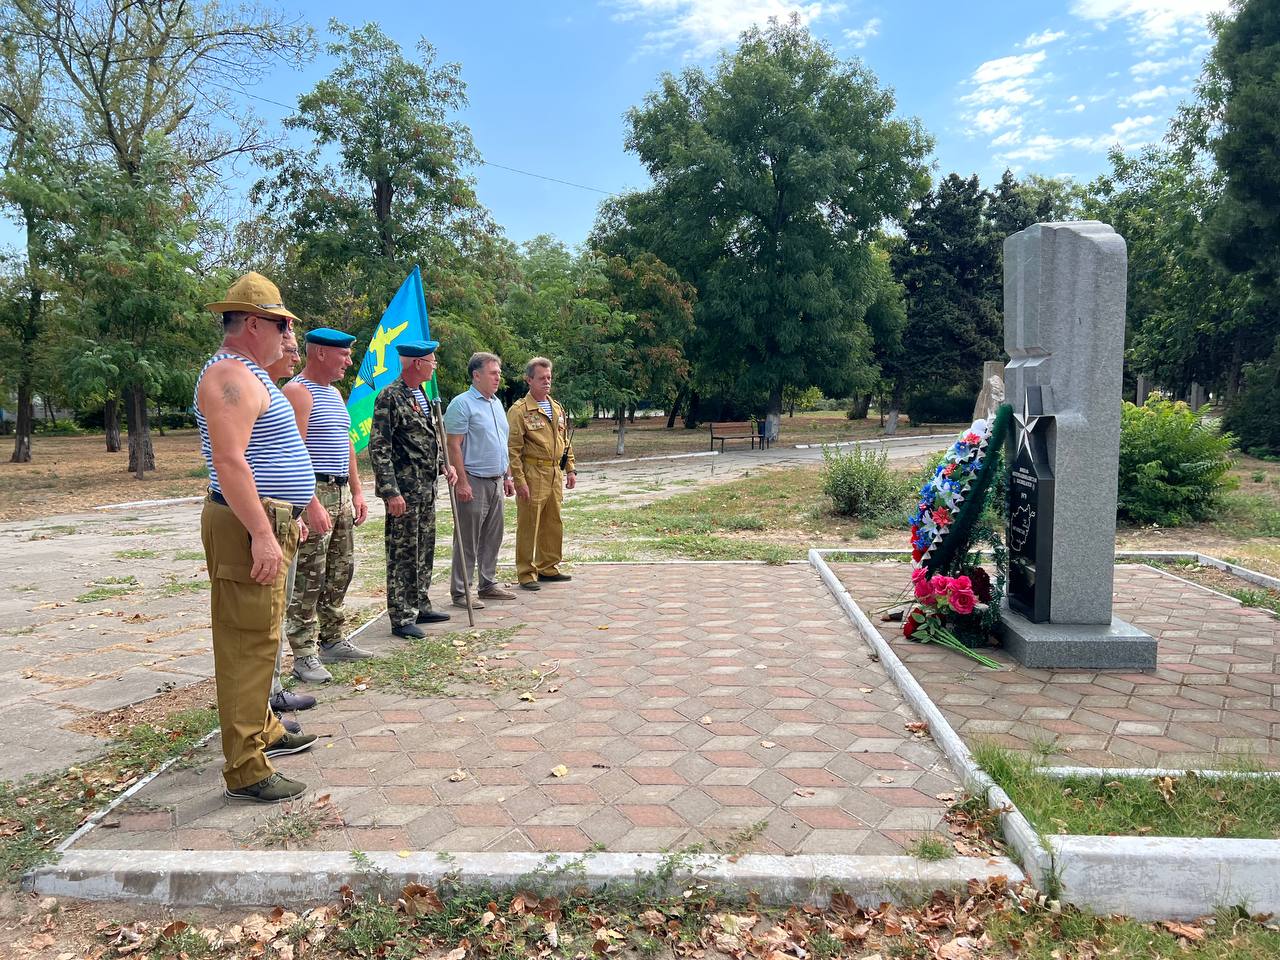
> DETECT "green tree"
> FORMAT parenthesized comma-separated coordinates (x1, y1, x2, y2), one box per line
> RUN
(620, 17, 931, 440)
(57, 139, 218, 478)
(1086, 145, 1251, 400)
(889, 173, 1002, 417)
(254, 20, 489, 337)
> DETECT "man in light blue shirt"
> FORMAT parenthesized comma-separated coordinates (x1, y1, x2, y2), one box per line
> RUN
(444, 352, 516, 607)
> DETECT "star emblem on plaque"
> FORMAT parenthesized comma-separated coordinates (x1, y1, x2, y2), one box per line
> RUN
(1007, 385, 1056, 623)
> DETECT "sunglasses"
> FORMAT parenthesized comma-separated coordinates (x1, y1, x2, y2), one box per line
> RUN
(254, 314, 291, 333)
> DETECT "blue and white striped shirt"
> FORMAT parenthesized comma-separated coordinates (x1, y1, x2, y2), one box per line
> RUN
(195, 353, 316, 507)
(293, 376, 351, 477)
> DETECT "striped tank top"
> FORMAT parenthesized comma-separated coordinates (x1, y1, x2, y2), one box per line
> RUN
(195, 353, 316, 507)
(292, 376, 351, 476)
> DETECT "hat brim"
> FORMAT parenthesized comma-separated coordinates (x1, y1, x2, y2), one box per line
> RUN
(205, 300, 300, 322)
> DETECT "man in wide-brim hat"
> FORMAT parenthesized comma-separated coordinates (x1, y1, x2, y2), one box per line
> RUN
(194, 272, 318, 804)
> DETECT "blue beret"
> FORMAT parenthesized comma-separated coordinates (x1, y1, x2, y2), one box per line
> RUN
(305, 327, 356, 348)
(395, 339, 439, 357)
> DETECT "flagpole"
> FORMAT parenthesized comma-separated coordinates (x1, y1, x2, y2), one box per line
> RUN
(431, 371, 474, 628)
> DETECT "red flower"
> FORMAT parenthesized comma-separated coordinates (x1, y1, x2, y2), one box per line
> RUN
(931, 507, 951, 527)
(943, 463, 957, 477)
(912, 546, 924, 562)
(912, 567, 933, 599)
(963, 432, 981, 445)
(903, 616, 917, 639)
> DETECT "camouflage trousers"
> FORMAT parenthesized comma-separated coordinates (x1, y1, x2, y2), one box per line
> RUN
(385, 495, 439, 628)
(285, 481, 355, 657)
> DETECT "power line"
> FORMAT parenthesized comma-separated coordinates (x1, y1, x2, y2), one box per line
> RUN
(209, 82, 616, 195)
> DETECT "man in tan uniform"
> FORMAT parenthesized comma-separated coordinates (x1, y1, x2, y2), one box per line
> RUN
(508, 357, 576, 591)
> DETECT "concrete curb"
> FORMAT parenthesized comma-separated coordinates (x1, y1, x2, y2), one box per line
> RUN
(812, 548, 1280, 919)
(27, 849, 1023, 908)
(792, 432, 957, 450)
(806, 550, 1055, 890)
(1039, 766, 1280, 779)
(1115, 550, 1280, 593)
(1047, 836, 1280, 920)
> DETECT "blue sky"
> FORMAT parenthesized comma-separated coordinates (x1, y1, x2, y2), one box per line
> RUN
(4, 0, 1229, 253)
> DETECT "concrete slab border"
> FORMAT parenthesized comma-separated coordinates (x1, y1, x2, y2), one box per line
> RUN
(29, 849, 1022, 908)
(809, 547, 1280, 919)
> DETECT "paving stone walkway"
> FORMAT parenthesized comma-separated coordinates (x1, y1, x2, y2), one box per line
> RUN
(73, 563, 960, 855)
(0, 437, 946, 783)
(835, 561, 1280, 770)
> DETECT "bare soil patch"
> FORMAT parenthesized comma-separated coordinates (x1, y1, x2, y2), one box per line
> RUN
(63, 678, 219, 739)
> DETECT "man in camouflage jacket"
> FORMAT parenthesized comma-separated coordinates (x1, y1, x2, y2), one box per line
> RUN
(368, 340, 458, 639)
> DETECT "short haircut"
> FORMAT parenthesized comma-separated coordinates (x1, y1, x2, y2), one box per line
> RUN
(468, 352, 501, 378)
(524, 356, 553, 379)
(222, 310, 250, 333)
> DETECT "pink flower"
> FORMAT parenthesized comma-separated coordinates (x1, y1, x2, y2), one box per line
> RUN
(929, 575, 953, 594)
(950, 586, 977, 615)
(911, 567, 933, 599)
(951, 575, 972, 593)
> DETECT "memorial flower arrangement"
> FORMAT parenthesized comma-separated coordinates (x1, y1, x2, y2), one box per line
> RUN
(900, 404, 1013, 667)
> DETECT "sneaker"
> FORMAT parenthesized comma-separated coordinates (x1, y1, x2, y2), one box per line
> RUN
(280, 716, 302, 734)
(477, 585, 517, 600)
(270, 688, 317, 712)
(265, 731, 317, 757)
(416, 610, 451, 624)
(225, 772, 306, 804)
(319, 638, 375, 662)
(519, 581, 541, 591)
(292, 655, 333, 684)
(537, 573, 573, 583)
(392, 623, 425, 640)
(452, 595, 485, 610)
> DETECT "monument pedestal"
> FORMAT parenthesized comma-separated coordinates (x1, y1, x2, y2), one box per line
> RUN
(999, 604, 1156, 670)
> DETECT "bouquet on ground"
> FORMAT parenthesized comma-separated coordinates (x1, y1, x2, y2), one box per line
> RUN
(904, 568, 1000, 669)
(897, 406, 1012, 668)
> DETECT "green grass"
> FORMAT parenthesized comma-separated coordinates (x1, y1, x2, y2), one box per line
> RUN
(113, 548, 159, 560)
(30, 524, 78, 540)
(159, 578, 210, 595)
(173, 549, 205, 561)
(907, 834, 954, 860)
(187, 465, 210, 478)
(973, 742, 1280, 839)
(0, 707, 218, 883)
(1216, 491, 1280, 538)
(327, 627, 526, 697)
(74, 585, 133, 603)
(97, 575, 138, 585)
(1228, 587, 1280, 617)
(238, 796, 343, 849)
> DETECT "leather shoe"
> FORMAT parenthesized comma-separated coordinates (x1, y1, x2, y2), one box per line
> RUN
(537, 573, 573, 583)
(416, 610, 451, 624)
(392, 623, 425, 639)
(270, 689, 317, 712)
(452, 595, 484, 610)
(477, 585, 517, 600)
(519, 581, 541, 591)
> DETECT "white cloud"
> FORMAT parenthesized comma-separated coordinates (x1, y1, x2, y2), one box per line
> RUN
(1069, 0, 1230, 42)
(1120, 83, 1187, 105)
(971, 50, 1046, 86)
(1130, 54, 1195, 78)
(972, 105, 1021, 133)
(1021, 29, 1068, 48)
(995, 114, 1159, 163)
(613, 0, 846, 57)
(992, 129, 1024, 146)
(843, 16, 880, 48)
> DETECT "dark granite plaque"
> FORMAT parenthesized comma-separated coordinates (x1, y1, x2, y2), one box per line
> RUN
(1008, 387, 1055, 622)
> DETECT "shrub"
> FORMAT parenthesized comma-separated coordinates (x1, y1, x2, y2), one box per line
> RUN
(1117, 398, 1235, 525)
(1222, 343, 1280, 457)
(904, 385, 976, 425)
(821, 445, 908, 519)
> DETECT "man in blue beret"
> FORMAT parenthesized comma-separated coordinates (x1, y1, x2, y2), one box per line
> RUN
(282, 327, 371, 683)
(368, 340, 458, 638)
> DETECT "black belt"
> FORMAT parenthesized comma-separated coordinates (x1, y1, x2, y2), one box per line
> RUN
(209, 489, 304, 519)
(315, 472, 349, 485)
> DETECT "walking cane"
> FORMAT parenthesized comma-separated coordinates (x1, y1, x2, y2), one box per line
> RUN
(431, 397, 475, 628)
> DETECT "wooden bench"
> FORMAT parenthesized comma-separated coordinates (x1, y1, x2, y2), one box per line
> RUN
(708, 420, 768, 452)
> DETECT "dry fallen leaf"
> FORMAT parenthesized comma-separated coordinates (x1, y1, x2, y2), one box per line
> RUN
(699, 716, 712, 725)
(549, 764, 569, 778)
(519, 691, 537, 702)
(1161, 920, 1206, 942)
(447, 769, 469, 782)
(793, 788, 816, 797)
(760, 740, 777, 748)
(878, 775, 895, 784)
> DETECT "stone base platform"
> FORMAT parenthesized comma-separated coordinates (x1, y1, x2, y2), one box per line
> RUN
(1000, 604, 1157, 670)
